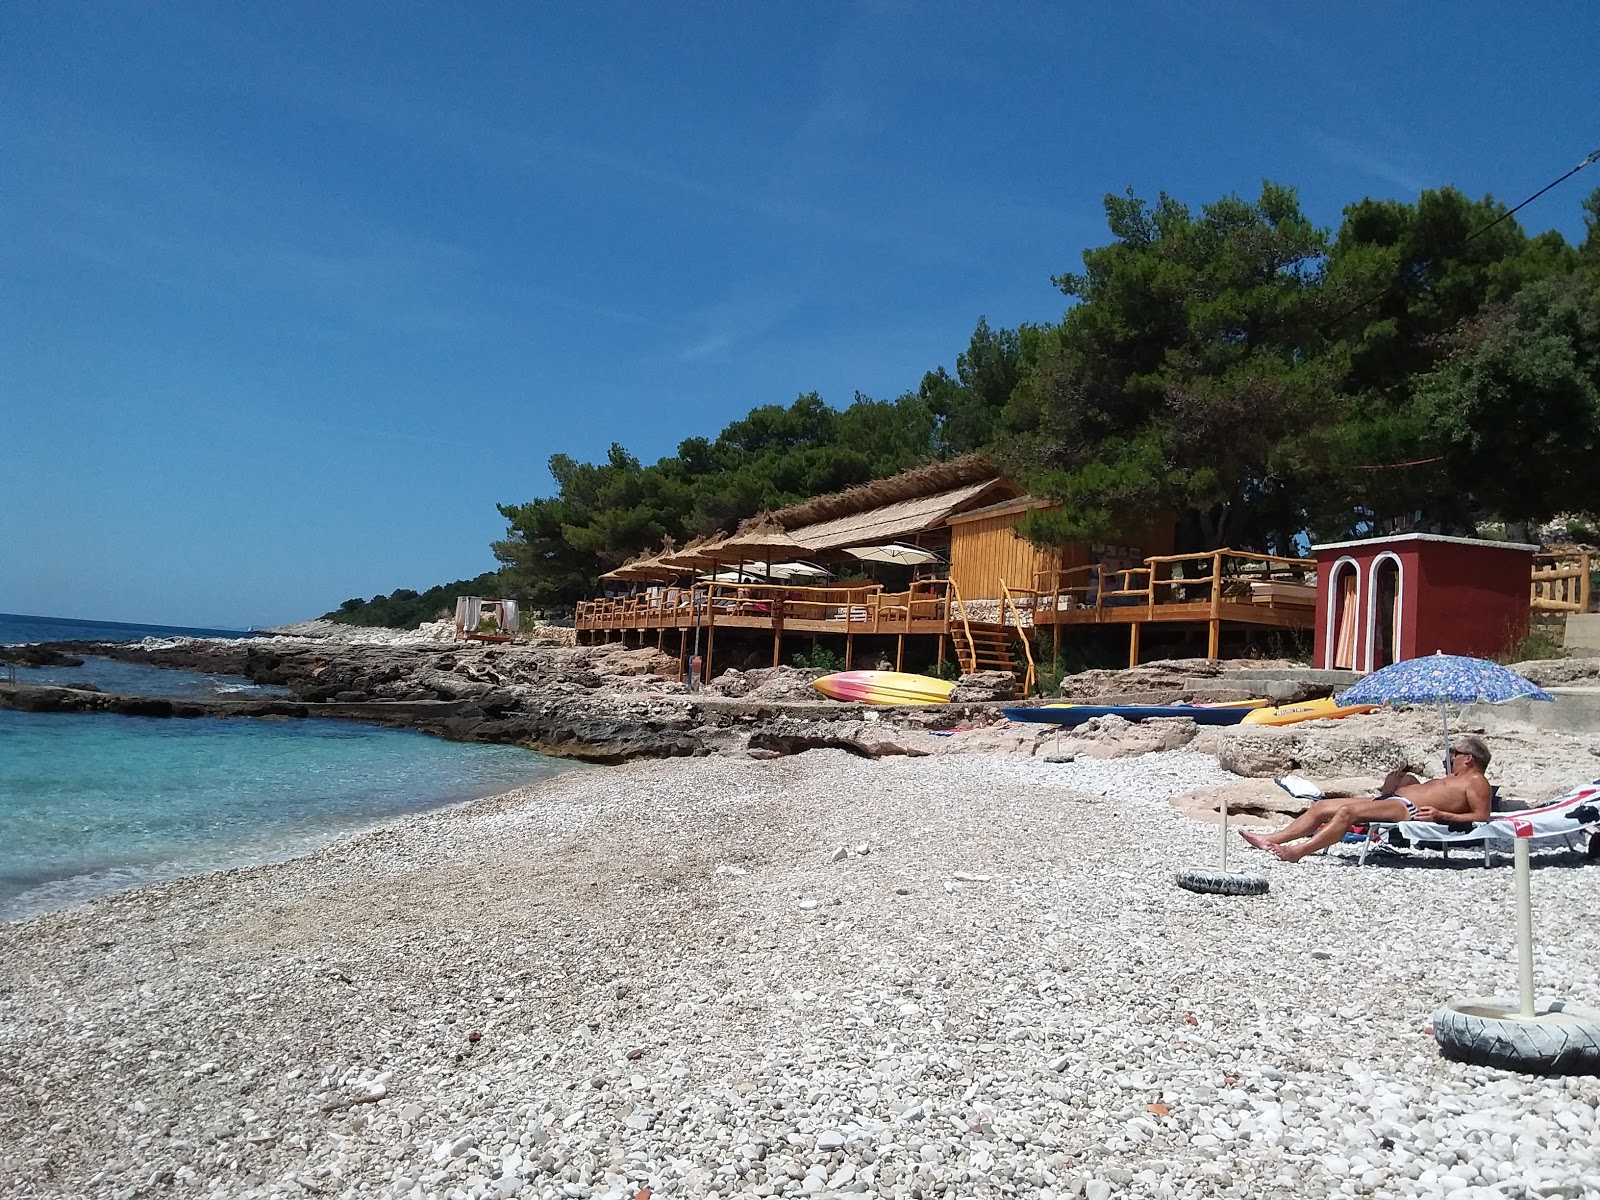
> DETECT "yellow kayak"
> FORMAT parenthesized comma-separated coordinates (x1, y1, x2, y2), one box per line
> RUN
(813, 670, 956, 705)
(1241, 697, 1377, 726)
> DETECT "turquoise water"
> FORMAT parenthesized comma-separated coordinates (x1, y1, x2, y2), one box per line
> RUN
(1, 615, 576, 919)
(0, 710, 573, 921)
(5, 654, 292, 699)
(2, 612, 281, 698)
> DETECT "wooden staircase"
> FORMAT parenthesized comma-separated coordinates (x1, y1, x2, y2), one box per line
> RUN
(951, 621, 1022, 675)
(946, 579, 1036, 695)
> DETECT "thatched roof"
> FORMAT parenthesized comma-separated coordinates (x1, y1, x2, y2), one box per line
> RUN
(767, 455, 1006, 530)
(784, 479, 1018, 553)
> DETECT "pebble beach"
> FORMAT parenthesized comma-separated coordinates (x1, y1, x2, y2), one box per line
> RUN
(3, 749, 1598, 1200)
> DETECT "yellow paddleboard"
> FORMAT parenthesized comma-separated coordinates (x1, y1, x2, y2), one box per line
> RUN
(1241, 697, 1377, 726)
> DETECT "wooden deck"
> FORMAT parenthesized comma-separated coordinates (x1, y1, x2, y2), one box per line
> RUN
(576, 551, 1321, 679)
(1017, 549, 1318, 662)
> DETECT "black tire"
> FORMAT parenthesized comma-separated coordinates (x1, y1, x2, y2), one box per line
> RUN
(1174, 869, 1269, 896)
(1433, 998, 1600, 1076)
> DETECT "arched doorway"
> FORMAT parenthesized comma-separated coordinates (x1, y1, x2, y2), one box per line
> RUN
(1369, 554, 1403, 670)
(1326, 559, 1360, 670)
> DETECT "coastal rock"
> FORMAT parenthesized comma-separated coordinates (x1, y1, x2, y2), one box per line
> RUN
(1171, 779, 1313, 824)
(930, 723, 1055, 755)
(704, 666, 826, 701)
(949, 671, 1017, 702)
(1056, 658, 1227, 701)
(1064, 714, 1199, 759)
(747, 718, 934, 758)
(1510, 657, 1600, 687)
(0, 644, 85, 667)
(1195, 724, 1412, 779)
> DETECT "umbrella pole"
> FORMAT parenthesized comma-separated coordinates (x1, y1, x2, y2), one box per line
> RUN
(1219, 795, 1229, 873)
(1440, 697, 1451, 776)
(1515, 835, 1536, 1018)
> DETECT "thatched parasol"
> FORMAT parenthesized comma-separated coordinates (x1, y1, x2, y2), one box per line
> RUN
(599, 538, 683, 582)
(658, 533, 730, 571)
(718, 515, 819, 565)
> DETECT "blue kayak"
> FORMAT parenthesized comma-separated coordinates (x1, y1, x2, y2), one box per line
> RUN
(1001, 703, 1255, 727)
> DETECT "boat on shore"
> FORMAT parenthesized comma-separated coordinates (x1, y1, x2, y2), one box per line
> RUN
(1001, 702, 1264, 727)
(813, 670, 956, 705)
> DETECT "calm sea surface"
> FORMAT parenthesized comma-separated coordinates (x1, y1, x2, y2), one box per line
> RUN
(0, 613, 574, 921)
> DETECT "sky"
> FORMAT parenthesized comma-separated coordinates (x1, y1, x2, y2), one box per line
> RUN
(4, 2, 1597, 628)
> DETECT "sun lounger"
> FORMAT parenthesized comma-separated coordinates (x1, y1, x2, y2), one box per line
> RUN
(1357, 780, 1600, 866)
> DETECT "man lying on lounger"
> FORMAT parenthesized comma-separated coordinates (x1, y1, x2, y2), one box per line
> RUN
(1240, 735, 1494, 862)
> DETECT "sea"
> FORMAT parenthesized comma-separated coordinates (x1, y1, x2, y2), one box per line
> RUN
(0, 613, 574, 921)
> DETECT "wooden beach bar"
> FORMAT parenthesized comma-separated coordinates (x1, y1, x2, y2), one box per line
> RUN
(573, 459, 1325, 690)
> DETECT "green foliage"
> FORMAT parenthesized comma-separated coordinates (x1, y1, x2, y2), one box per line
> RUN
(1414, 273, 1600, 522)
(925, 658, 961, 682)
(1501, 623, 1566, 664)
(325, 570, 508, 629)
(1003, 182, 1330, 555)
(495, 389, 945, 608)
(1029, 635, 1067, 696)
(790, 645, 846, 671)
(387, 176, 1597, 624)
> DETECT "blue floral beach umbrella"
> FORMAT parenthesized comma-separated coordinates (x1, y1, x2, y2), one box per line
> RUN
(1337, 653, 1555, 771)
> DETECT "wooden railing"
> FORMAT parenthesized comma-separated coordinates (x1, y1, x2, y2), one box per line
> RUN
(576, 578, 968, 633)
(947, 578, 978, 675)
(1532, 551, 1594, 614)
(999, 579, 1038, 696)
(1033, 548, 1316, 613)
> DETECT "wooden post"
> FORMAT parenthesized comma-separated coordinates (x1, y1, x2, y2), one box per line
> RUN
(678, 629, 688, 681)
(845, 631, 854, 669)
(1583, 551, 1594, 613)
(896, 633, 905, 672)
(704, 610, 716, 685)
(937, 634, 946, 673)
(1129, 622, 1141, 668)
(1208, 548, 1223, 659)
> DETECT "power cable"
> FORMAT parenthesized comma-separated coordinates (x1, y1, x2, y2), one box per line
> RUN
(1319, 148, 1599, 474)
(1322, 145, 1600, 333)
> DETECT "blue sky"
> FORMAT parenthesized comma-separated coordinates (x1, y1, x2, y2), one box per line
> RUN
(4, 2, 1596, 628)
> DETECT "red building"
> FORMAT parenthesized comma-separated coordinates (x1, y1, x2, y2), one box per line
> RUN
(1312, 534, 1536, 673)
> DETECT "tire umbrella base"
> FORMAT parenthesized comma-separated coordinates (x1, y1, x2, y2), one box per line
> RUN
(1433, 997, 1600, 1075)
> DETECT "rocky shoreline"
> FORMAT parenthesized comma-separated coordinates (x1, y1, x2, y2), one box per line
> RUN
(10, 627, 1600, 786)
(5, 626, 1600, 1198)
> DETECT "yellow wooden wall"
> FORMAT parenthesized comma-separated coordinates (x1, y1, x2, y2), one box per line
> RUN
(949, 513, 1175, 600)
(949, 515, 1061, 599)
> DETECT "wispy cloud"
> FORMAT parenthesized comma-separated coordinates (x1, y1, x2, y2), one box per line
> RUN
(676, 287, 799, 363)
(1307, 131, 1426, 195)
